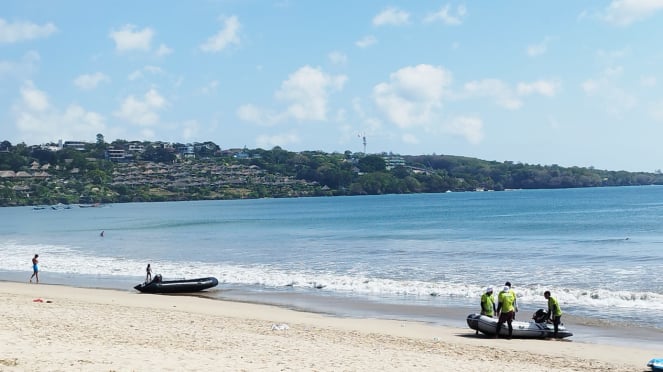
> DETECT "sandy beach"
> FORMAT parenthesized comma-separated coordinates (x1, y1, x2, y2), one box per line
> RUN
(0, 282, 654, 371)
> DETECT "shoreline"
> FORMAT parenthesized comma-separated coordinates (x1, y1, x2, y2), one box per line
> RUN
(1, 281, 659, 371)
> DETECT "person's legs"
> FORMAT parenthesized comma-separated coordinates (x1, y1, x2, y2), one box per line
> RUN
(506, 316, 513, 339)
(553, 315, 561, 338)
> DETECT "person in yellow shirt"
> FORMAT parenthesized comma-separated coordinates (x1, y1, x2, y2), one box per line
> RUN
(480, 287, 496, 317)
(496, 285, 516, 338)
(477, 287, 496, 334)
(544, 291, 563, 338)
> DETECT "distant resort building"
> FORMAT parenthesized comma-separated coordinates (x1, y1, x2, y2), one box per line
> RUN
(381, 153, 406, 170)
(63, 141, 88, 151)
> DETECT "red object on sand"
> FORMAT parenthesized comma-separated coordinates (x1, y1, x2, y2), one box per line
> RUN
(33, 298, 44, 302)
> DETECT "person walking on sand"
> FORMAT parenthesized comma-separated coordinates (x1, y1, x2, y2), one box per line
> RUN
(30, 254, 39, 283)
(146, 263, 152, 283)
(544, 291, 563, 339)
(495, 285, 516, 339)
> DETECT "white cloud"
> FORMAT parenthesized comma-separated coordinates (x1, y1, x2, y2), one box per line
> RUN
(373, 64, 452, 128)
(201, 80, 219, 95)
(74, 72, 110, 90)
(238, 66, 346, 125)
(373, 7, 410, 26)
(276, 66, 346, 121)
(156, 43, 173, 56)
(256, 132, 300, 149)
(200, 15, 240, 52)
(12, 81, 106, 143)
(237, 104, 282, 126)
(517, 80, 560, 97)
(424, 4, 467, 25)
(0, 18, 57, 43)
(0, 51, 40, 80)
(640, 75, 657, 87)
(109, 25, 154, 52)
(328, 51, 348, 65)
(20, 81, 50, 111)
(115, 88, 167, 126)
(580, 71, 637, 115)
(128, 65, 164, 81)
(444, 116, 484, 144)
(463, 79, 522, 110)
(601, 0, 663, 26)
(526, 37, 554, 57)
(355, 35, 377, 48)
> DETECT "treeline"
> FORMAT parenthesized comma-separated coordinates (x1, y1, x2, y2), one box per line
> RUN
(1, 138, 662, 207)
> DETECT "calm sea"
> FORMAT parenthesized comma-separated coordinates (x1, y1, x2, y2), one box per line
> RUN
(2, 186, 663, 338)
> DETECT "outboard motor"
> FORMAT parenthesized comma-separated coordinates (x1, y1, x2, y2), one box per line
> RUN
(153, 274, 162, 283)
(532, 309, 548, 323)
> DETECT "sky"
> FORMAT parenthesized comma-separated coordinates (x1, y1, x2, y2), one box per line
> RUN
(2, 1, 663, 172)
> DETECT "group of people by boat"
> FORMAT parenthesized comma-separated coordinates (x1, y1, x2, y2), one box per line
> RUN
(469, 281, 569, 339)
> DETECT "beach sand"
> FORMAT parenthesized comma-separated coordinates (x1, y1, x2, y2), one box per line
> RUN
(0, 282, 654, 371)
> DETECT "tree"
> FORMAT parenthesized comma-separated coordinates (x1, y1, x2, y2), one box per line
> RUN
(358, 155, 386, 173)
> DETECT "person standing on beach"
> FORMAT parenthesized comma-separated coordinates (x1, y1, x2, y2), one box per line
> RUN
(478, 287, 496, 335)
(30, 254, 39, 283)
(504, 281, 518, 316)
(495, 285, 516, 339)
(480, 287, 496, 317)
(544, 291, 563, 338)
(146, 263, 152, 282)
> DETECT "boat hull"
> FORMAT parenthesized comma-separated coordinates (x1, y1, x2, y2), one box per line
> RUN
(466, 313, 573, 339)
(134, 277, 219, 294)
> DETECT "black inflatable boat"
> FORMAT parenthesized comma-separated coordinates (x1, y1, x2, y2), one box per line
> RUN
(134, 276, 218, 294)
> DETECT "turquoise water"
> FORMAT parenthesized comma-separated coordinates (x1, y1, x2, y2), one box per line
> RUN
(1, 186, 663, 330)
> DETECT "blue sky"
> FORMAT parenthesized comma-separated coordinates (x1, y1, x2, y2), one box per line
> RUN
(2, 1, 663, 172)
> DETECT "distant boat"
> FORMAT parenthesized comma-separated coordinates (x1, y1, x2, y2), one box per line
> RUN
(134, 276, 219, 294)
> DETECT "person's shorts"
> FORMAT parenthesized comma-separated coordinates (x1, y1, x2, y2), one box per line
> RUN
(498, 311, 514, 323)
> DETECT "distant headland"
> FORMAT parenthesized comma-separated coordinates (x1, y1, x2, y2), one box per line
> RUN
(1, 136, 661, 207)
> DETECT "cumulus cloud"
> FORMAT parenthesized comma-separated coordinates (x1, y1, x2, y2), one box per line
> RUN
(424, 4, 467, 25)
(12, 81, 106, 143)
(373, 64, 452, 128)
(0, 18, 57, 43)
(74, 72, 110, 90)
(355, 35, 377, 48)
(115, 88, 167, 126)
(373, 7, 410, 26)
(109, 25, 154, 52)
(0, 51, 40, 80)
(200, 15, 240, 52)
(601, 0, 663, 26)
(277, 66, 346, 121)
(238, 66, 346, 125)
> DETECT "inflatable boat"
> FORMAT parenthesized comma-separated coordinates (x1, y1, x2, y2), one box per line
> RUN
(466, 310, 573, 339)
(134, 276, 218, 294)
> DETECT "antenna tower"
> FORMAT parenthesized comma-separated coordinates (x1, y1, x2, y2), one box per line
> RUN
(358, 132, 366, 154)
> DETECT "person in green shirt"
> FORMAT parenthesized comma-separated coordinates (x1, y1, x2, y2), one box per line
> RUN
(477, 287, 496, 334)
(544, 291, 563, 338)
(480, 287, 496, 317)
(496, 285, 516, 338)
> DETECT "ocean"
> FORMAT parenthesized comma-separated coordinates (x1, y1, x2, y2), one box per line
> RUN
(2, 186, 663, 345)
